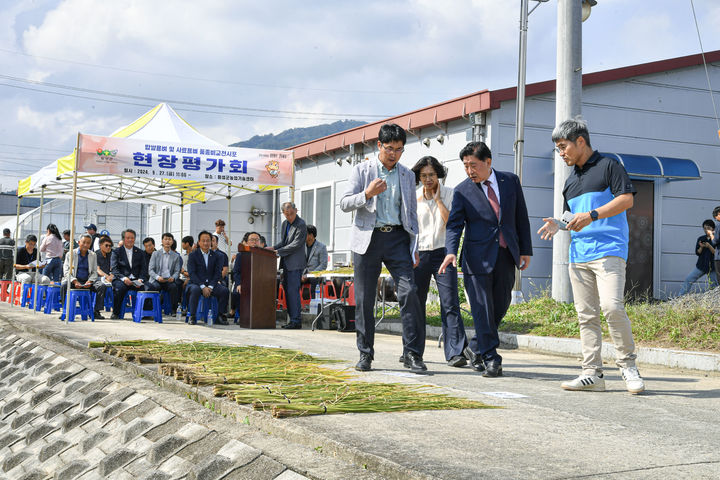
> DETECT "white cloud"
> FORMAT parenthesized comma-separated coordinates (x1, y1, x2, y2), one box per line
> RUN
(15, 104, 125, 145)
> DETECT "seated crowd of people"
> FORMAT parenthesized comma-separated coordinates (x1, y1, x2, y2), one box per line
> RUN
(1, 219, 336, 327)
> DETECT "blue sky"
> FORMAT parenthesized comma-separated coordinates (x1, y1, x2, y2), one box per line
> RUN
(1, 0, 719, 190)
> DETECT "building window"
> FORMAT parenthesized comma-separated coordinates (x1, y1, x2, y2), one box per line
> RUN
(299, 184, 333, 247)
(161, 206, 171, 233)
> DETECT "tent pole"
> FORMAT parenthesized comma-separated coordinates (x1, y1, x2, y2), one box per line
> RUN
(33, 186, 45, 314)
(9, 196, 21, 307)
(226, 187, 232, 315)
(65, 134, 81, 325)
(290, 152, 296, 203)
(179, 197, 184, 240)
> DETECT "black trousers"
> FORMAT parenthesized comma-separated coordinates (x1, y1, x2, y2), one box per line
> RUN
(186, 283, 229, 318)
(353, 229, 425, 358)
(414, 248, 466, 361)
(147, 280, 179, 310)
(91, 280, 108, 312)
(464, 247, 515, 363)
(112, 280, 147, 316)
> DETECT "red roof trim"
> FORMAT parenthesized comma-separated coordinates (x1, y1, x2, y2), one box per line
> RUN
(289, 50, 720, 161)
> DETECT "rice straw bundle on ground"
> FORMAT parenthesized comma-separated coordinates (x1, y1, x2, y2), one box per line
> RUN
(90, 340, 492, 417)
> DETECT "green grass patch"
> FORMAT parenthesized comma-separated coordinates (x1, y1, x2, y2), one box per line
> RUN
(91, 340, 492, 417)
(422, 289, 720, 352)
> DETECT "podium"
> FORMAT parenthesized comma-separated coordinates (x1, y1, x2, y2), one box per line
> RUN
(237, 246, 277, 328)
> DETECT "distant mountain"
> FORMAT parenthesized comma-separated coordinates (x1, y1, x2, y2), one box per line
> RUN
(230, 119, 366, 150)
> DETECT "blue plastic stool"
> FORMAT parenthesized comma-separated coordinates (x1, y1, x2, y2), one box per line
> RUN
(61, 290, 95, 322)
(119, 290, 137, 319)
(187, 295, 218, 324)
(134, 291, 162, 323)
(33, 285, 48, 311)
(44, 285, 62, 314)
(160, 290, 173, 315)
(20, 284, 33, 308)
(104, 288, 113, 312)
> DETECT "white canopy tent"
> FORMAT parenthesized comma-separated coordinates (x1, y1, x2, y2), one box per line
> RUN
(12, 103, 295, 320)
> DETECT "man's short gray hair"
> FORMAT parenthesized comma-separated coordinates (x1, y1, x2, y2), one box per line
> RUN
(281, 202, 297, 211)
(79, 234, 92, 242)
(551, 117, 592, 148)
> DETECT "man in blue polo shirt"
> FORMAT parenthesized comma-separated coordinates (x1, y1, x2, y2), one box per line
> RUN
(538, 118, 644, 394)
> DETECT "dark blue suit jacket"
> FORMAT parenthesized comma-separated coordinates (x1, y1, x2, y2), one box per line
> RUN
(111, 246, 148, 281)
(187, 248, 223, 288)
(446, 170, 533, 275)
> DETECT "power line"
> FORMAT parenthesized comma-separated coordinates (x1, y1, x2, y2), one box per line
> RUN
(0, 47, 428, 96)
(0, 73, 389, 118)
(690, 0, 720, 133)
(0, 82, 375, 122)
(0, 143, 68, 152)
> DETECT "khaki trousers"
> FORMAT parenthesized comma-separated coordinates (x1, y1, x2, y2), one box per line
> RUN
(569, 256, 636, 375)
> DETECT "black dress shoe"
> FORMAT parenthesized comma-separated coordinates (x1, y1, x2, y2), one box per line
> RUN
(471, 359, 486, 373)
(483, 360, 502, 377)
(110, 314, 120, 320)
(403, 352, 427, 373)
(216, 316, 229, 326)
(281, 322, 301, 329)
(94, 311, 105, 319)
(189, 316, 197, 325)
(355, 353, 372, 371)
(447, 355, 468, 368)
(463, 346, 477, 364)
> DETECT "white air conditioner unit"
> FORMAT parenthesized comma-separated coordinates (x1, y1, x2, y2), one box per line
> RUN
(329, 251, 351, 268)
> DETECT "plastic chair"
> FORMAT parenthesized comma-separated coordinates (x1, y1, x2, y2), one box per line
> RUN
(187, 295, 218, 324)
(277, 285, 287, 311)
(44, 285, 62, 314)
(119, 290, 137, 319)
(134, 291, 163, 323)
(12, 282, 23, 305)
(341, 281, 356, 306)
(0, 280, 12, 302)
(160, 291, 173, 315)
(300, 284, 312, 308)
(60, 290, 95, 322)
(33, 285, 48, 311)
(104, 288, 113, 312)
(20, 284, 33, 308)
(323, 281, 339, 300)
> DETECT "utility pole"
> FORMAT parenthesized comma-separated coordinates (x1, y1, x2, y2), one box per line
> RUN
(552, 0, 583, 302)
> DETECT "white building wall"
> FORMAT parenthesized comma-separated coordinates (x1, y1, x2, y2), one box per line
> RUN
(144, 63, 719, 299)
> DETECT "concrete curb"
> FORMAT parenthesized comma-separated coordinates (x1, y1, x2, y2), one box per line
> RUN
(375, 323, 720, 373)
(0, 310, 435, 480)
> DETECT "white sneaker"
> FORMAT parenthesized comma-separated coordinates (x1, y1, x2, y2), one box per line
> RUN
(621, 367, 645, 394)
(561, 373, 606, 392)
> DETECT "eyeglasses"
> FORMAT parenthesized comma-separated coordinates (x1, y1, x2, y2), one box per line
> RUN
(381, 144, 404, 154)
(553, 142, 572, 154)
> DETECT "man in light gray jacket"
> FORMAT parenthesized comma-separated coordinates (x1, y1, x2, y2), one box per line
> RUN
(148, 232, 182, 312)
(61, 234, 98, 313)
(302, 225, 328, 298)
(340, 123, 426, 373)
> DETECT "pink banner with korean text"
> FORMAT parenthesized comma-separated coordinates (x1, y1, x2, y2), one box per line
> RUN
(76, 134, 293, 186)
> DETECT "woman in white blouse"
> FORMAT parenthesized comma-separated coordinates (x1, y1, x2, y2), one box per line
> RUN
(411, 156, 468, 367)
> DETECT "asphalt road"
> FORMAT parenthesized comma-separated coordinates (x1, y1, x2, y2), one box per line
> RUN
(2, 304, 719, 480)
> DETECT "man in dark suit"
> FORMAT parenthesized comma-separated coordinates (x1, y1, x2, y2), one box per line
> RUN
(110, 229, 148, 319)
(269, 202, 307, 329)
(186, 230, 229, 325)
(439, 142, 532, 377)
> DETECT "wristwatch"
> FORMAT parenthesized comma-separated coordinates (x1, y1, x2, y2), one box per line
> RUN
(590, 210, 599, 221)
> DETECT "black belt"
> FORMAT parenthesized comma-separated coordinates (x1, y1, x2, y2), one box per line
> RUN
(374, 225, 403, 233)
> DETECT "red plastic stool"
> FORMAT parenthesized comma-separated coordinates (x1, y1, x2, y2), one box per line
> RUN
(13, 282, 23, 305)
(300, 284, 311, 307)
(323, 281, 338, 300)
(277, 285, 287, 310)
(341, 281, 356, 306)
(0, 280, 12, 302)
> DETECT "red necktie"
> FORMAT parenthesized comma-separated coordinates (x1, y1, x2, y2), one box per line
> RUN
(484, 180, 507, 248)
